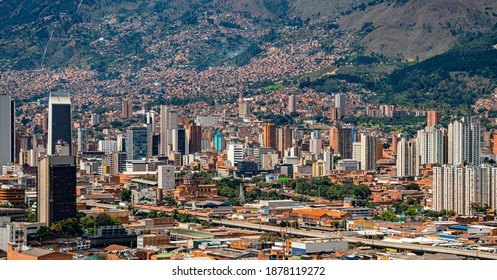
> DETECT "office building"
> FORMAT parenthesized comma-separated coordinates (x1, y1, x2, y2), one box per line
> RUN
(187, 122, 202, 154)
(126, 127, 150, 160)
(194, 115, 223, 127)
(177, 128, 187, 155)
(146, 111, 156, 133)
(214, 132, 224, 151)
(227, 144, 244, 165)
(160, 105, 178, 155)
(158, 165, 175, 190)
(37, 156, 77, 226)
(98, 140, 118, 154)
(0, 95, 15, 171)
(330, 127, 353, 159)
(323, 151, 333, 174)
(309, 132, 322, 154)
(110, 152, 127, 174)
(263, 123, 277, 149)
(330, 106, 340, 122)
(48, 93, 72, 156)
(277, 125, 292, 155)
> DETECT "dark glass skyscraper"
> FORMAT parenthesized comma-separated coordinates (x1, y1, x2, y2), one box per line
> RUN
(48, 92, 72, 155)
(37, 155, 77, 226)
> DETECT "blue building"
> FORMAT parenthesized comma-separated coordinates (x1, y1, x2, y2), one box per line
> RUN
(214, 132, 224, 151)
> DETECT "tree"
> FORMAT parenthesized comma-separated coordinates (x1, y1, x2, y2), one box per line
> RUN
(291, 221, 299, 229)
(380, 210, 400, 222)
(26, 212, 37, 222)
(406, 183, 420, 191)
(406, 208, 417, 218)
(36, 226, 53, 242)
(470, 203, 489, 213)
(94, 213, 121, 226)
(50, 218, 83, 237)
(119, 190, 131, 202)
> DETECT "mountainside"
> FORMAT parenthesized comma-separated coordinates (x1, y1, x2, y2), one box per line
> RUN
(0, 0, 370, 71)
(299, 32, 497, 118)
(338, 0, 497, 59)
(1, 0, 497, 71)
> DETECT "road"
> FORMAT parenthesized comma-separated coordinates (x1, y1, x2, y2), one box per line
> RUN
(92, 203, 497, 259)
(209, 219, 497, 260)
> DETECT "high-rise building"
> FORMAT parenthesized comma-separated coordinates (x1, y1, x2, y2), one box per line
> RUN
(0, 95, 15, 171)
(177, 128, 187, 155)
(352, 142, 362, 162)
(427, 110, 439, 127)
(360, 133, 376, 171)
(160, 105, 178, 155)
(434, 165, 497, 216)
(380, 105, 395, 117)
(187, 122, 202, 154)
(48, 93, 72, 156)
(288, 94, 296, 114)
(227, 144, 244, 165)
(391, 135, 398, 154)
(158, 165, 175, 190)
(375, 141, 384, 161)
(397, 137, 417, 177)
(330, 106, 340, 122)
(126, 127, 149, 160)
(90, 113, 100, 126)
(494, 133, 497, 155)
(416, 126, 445, 169)
(37, 155, 77, 226)
(214, 132, 224, 151)
(312, 160, 326, 177)
(98, 140, 118, 154)
(448, 117, 481, 166)
(77, 128, 83, 153)
(263, 123, 277, 149)
(152, 134, 160, 156)
(110, 152, 127, 174)
(122, 100, 133, 118)
(146, 111, 156, 133)
(484, 131, 492, 149)
(323, 151, 334, 174)
(42, 112, 49, 132)
(277, 125, 292, 155)
(195, 115, 223, 127)
(330, 127, 353, 159)
(335, 93, 346, 118)
(117, 134, 125, 152)
(309, 132, 322, 154)
(239, 101, 250, 118)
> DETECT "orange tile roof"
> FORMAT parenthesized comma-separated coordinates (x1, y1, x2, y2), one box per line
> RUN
(291, 208, 347, 218)
(103, 244, 129, 251)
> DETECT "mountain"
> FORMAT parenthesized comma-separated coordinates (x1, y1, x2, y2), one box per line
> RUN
(338, 0, 497, 59)
(1, 0, 497, 71)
